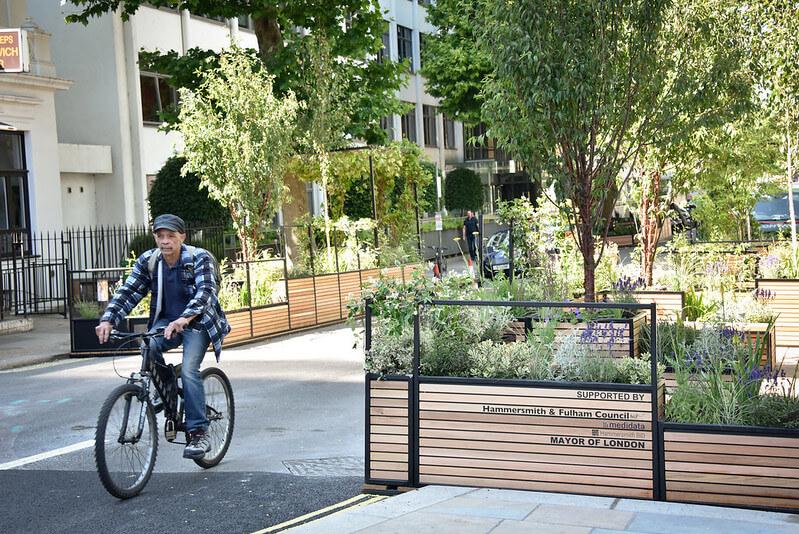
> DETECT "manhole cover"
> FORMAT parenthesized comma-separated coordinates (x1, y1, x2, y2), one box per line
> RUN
(283, 456, 364, 477)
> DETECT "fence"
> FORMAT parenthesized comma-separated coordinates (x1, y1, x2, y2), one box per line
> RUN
(68, 256, 422, 354)
(2, 217, 425, 324)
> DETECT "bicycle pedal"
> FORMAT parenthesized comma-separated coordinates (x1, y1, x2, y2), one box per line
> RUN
(164, 419, 177, 441)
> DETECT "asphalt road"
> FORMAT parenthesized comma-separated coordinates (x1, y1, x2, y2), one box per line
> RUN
(0, 324, 367, 534)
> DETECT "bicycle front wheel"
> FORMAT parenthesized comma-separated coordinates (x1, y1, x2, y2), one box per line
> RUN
(95, 383, 158, 499)
(194, 367, 234, 468)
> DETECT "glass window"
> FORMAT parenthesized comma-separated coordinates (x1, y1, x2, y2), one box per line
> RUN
(419, 33, 426, 69)
(238, 14, 252, 29)
(377, 30, 390, 63)
(464, 123, 492, 161)
(380, 116, 394, 140)
(140, 73, 177, 124)
(443, 116, 456, 150)
(423, 105, 437, 147)
(397, 25, 413, 73)
(0, 175, 27, 231)
(0, 132, 24, 171)
(400, 105, 417, 143)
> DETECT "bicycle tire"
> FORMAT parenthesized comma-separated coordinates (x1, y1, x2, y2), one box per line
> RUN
(95, 383, 158, 499)
(193, 367, 234, 468)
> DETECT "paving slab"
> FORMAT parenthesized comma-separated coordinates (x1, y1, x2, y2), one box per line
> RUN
(525, 504, 634, 530)
(355, 510, 500, 534)
(427, 495, 538, 521)
(492, 519, 591, 534)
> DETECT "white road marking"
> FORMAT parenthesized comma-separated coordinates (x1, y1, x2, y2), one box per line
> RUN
(0, 440, 94, 470)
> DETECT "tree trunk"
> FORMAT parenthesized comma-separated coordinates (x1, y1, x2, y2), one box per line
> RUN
(639, 168, 662, 287)
(787, 124, 797, 272)
(252, 12, 283, 62)
(580, 220, 597, 302)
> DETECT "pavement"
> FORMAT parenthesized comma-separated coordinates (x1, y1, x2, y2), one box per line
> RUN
(0, 314, 71, 370)
(286, 485, 799, 534)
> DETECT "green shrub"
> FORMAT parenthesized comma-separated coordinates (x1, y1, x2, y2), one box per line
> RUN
(148, 156, 229, 226)
(744, 394, 799, 428)
(444, 167, 483, 212)
(366, 322, 414, 375)
(74, 299, 100, 319)
(468, 340, 549, 380)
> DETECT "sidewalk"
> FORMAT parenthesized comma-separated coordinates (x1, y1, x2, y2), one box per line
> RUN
(0, 315, 71, 370)
(288, 486, 799, 533)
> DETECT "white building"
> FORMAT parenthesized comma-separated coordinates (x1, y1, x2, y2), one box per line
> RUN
(5, 1, 509, 234)
(0, 1, 71, 236)
(27, 2, 258, 229)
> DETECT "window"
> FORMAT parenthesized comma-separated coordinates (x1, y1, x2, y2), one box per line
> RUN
(140, 73, 178, 124)
(464, 123, 496, 161)
(400, 105, 417, 143)
(377, 30, 390, 63)
(443, 116, 456, 149)
(419, 33, 426, 69)
(397, 25, 413, 73)
(423, 105, 437, 147)
(0, 132, 28, 234)
(379, 116, 394, 140)
(238, 15, 253, 30)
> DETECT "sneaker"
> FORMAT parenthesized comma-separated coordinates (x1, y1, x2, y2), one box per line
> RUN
(183, 429, 211, 459)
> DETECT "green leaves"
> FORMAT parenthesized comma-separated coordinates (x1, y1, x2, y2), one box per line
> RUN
(177, 46, 301, 260)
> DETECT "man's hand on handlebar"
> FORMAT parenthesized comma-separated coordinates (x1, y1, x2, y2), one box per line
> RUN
(96, 321, 114, 344)
(164, 316, 194, 340)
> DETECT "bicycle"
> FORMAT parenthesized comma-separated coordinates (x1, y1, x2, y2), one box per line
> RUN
(94, 329, 235, 499)
(428, 245, 448, 279)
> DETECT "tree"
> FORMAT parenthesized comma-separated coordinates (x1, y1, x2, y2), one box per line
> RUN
(66, 0, 407, 144)
(748, 0, 799, 269)
(422, 0, 491, 125)
(178, 47, 301, 261)
(480, 0, 751, 300)
(444, 168, 483, 212)
(147, 156, 229, 225)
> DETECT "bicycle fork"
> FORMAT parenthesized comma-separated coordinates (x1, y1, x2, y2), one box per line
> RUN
(117, 389, 147, 444)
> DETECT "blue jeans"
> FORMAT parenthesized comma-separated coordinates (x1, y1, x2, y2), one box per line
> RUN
(148, 318, 210, 433)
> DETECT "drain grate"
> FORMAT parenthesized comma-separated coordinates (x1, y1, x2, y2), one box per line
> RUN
(283, 456, 364, 477)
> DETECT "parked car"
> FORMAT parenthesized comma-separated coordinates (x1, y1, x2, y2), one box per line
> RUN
(753, 192, 799, 234)
(482, 229, 513, 278)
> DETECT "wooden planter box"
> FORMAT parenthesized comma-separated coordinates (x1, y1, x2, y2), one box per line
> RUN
(366, 374, 665, 499)
(605, 234, 636, 247)
(600, 291, 685, 323)
(661, 422, 799, 512)
(661, 322, 775, 391)
(366, 374, 411, 486)
(505, 311, 648, 358)
(755, 279, 799, 349)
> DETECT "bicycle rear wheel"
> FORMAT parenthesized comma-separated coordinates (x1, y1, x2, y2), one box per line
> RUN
(95, 383, 158, 499)
(193, 367, 234, 468)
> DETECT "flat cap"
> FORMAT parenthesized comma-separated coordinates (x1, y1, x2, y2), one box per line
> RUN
(152, 214, 186, 234)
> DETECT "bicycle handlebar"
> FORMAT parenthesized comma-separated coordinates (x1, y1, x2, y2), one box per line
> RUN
(109, 327, 165, 341)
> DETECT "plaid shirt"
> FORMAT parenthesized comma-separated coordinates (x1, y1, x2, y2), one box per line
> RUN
(101, 245, 230, 359)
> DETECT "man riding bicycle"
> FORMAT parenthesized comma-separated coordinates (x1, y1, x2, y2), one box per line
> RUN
(96, 214, 230, 460)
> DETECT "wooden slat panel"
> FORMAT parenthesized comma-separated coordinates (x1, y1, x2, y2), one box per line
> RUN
(668, 472, 799, 492)
(666, 431, 799, 448)
(371, 381, 408, 390)
(420, 409, 653, 431)
(419, 428, 650, 449)
(420, 392, 649, 412)
(370, 461, 408, 471)
(664, 428, 799, 511)
(371, 470, 408, 480)
(418, 382, 652, 401)
(421, 465, 652, 489)
(371, 442, 408, 453)
(421, 455, 652, 479)
(667, 490, 799, 511)
(421, 446, 652, 469)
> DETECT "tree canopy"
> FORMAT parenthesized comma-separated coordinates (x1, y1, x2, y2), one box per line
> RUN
(177, 47, 301, 261)
(478, 0, 752, 299)
(66, 0, 407, 144)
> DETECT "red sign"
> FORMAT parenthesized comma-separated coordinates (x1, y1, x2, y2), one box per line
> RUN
(0, 29, 27, 73)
